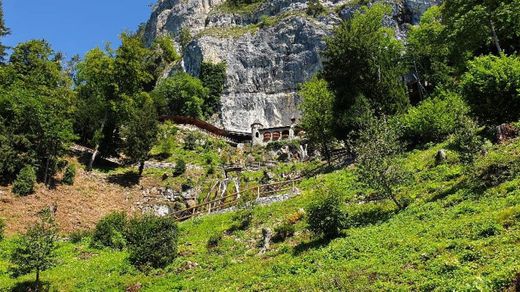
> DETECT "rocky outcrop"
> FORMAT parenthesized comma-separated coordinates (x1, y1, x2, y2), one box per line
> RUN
(144, 0, 441, 132)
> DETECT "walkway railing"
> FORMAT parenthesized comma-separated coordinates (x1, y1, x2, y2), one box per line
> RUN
(172, 178, 303, 221)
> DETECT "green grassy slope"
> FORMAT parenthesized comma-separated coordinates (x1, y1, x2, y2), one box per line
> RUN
(1, 139, 519, 291)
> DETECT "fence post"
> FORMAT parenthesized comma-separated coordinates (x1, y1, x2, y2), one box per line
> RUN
(257, 186, 261, 199)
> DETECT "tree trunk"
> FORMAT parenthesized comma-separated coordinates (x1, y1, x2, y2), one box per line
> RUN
(138, 160, 145, 177)
(87, 114, 107, 172)
(87, 145, 100, 171)
(43, 157, 50, 186)
(489, 18, 502, 53)
(35, 269, 40, 292)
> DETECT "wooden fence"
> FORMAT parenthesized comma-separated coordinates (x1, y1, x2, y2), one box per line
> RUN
(172, 178, 302, 221)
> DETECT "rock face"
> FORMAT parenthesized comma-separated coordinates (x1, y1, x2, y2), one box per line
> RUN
(144, 0, 440, 132)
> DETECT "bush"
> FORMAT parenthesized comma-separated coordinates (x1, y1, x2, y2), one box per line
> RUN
(68, 229, 92, 243)
(451, 117, 483, 164)
(12, 165, 37, 196)
(0, 218, 5, 241)
(228, 209, 253, 233)
(207, 233, 223, 249)
(62, 164, 76, 185)
(306, 0, 325, 17)
(397, 92, 469, 147)
(273, 222, 296, 242)
(91, 212, 128, 250)
(173, 159, 186, 177)
(125, 215, 178, 270)
(461, 54, 520, 125)
(306, 191, 347, 239)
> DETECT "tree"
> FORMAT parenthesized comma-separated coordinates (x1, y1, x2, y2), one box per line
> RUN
(0, 0, 9, 62)
(406, 6, 454, 97)
(298, 77, 335, 162)
(152, 72, 208, 118)
(0, 40, 76, 185)
(75, 48, 118, 170)
(323, 3, 409, 138)
(442, 0, 520, 65)
(125, 215, 178, 270)
(10, 209, 58, 292)
(12, 165, 37, 196)
(122, 93, 159, 177)
(200, 62, 226, 116)
(354, 116, 410, 210)
(461, 54, 520, 125)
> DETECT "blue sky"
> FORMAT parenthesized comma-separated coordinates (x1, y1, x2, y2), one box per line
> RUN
(3, 0, 155, 59)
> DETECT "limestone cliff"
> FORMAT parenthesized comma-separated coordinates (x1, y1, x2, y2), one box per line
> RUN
(144, 0, 440, 132)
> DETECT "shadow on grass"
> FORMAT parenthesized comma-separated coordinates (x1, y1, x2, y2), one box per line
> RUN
(428, 180, 466, 202)
(11, 280, 50, 292)
(292, 237, 335, 256)
(107, 171, 140, 188)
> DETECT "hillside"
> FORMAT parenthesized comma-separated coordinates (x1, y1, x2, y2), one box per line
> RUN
(1, 137, 519, 291)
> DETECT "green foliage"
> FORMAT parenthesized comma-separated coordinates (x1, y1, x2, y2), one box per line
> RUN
(121, 93, 159, 176)
(273, 222, 296, 242)
(442, 0, 520, 67)
(91, 212, 128, 250)
(461, 54, 520, 125)
(173, 159, 186, 177)
(228, 209, 253, 233)
(152, 72, 209, 118)
(179, 27, 192, 52)
(125, 215, 178, 270)
(306, 0, 325, 18)
(324, 3, 408, 138)
(200, 62, 226, 116)
(9, 209, 58, 289)
(406, 6, 454, 95)
(207, 232, 223, 249)
(298, 77, 335, 159)
(396, 92, 469, 147)
(451, 117, 483, 164)
(68, 229, 91, 244)
(0, 40, 76, 184)
(354, 116, 410, 209)
(12, 165, 37, 196)
(62, 164, 76, 185)
(306, 189, 347, 239)
(227, 0, 262, 8)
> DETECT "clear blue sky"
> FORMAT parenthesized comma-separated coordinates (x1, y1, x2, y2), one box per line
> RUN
(3, 0, 155, 59)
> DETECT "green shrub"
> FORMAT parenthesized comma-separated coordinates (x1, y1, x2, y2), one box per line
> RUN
(306, 0, 325, 17)
(306, 191, 347, 239)
(273, 222, 296, 242)
(68, 229, 92, 244)
(173, 159, 186, 177)
(0, 218, 5, 241)
(184, 132, 198, 150)
(451, 117, 483, 164)
(348, 203, 394, 227)
(62, 164, 76, 185)
(125, 215, 178, 270)
(228, 209, 253, 233)
(397, 92, 469, 147)
(12, 165, 37, 196)
(91, 212, 128, 250)
(207, 232, 223, 249)
(461, 54, 520, 125)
